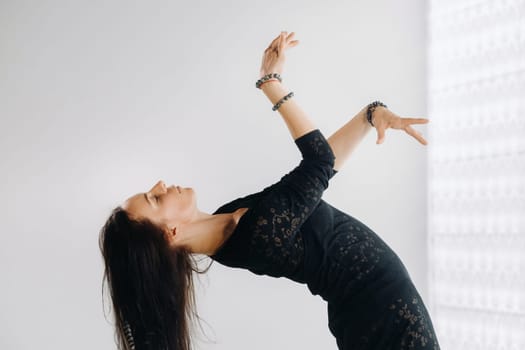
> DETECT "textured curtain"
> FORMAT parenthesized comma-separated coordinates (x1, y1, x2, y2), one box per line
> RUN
(427, 0, 525, 349)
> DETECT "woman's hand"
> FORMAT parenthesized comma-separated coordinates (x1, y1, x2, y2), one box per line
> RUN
(259, 31, 299, 78)
(372, 107, 429, 145)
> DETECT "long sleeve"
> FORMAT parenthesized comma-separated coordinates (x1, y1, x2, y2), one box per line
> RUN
(266, 128, 336, 219)
(211, 128, 337, 278)
(210, 129, 441, 349)
(242, 129, 336, 275)
(285, 128, 337, 192)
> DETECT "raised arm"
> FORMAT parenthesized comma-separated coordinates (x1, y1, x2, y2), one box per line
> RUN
(327, 104, 429, 172)
(260, 78, 373, 172)
(258, 32, 364, 173)
(258, 32, 318, 141)
(258, 32, 428, 175)
(326, 106, 372, 172)
(260, 80, 317, 141)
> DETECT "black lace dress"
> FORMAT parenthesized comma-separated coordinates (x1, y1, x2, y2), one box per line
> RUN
(210, 129, 441, 350)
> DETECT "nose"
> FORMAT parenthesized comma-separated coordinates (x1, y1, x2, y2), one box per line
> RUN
(150, 180, 166, 193)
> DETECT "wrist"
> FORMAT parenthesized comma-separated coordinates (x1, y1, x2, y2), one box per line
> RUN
(260, 80, 289, 104)
(259, 78, 281, 89)
(365, 101, 388, 127)
(360, 107, 371, 126)
(256, 72, 282, 89)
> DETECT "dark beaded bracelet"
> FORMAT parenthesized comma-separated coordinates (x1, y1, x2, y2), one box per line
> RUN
(123, 320, 135, 350)
(259, 79, 279, 88)
(256, 73, 282, 89)
(366, 100, 388, 127)
(272, 91, 294, 111)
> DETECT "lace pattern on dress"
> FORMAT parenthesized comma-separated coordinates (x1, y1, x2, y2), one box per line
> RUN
(244, 129, 335, 275)
(336, 292, 441, 349)
(328, 214, 391, 280)
(248, 172, 327, 274)
(250, 204, 306, 274)
(388, 294, 441, 349)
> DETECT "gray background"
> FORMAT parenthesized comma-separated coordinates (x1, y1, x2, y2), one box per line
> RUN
(0, 0, 428, 349)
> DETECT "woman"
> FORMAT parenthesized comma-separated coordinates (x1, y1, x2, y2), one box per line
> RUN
(99, 31, 440, 350)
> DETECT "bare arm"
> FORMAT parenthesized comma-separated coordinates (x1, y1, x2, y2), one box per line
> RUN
(258, 32, 371, 171)
(260, 80, 316, 140)
(257, 31, 428, 173)
(326, 106, 372, 172)
(327, 104, 428, 172)
(260, 80, 372, 172)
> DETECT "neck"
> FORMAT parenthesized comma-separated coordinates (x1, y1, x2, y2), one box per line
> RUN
(174, 210, 238, 255)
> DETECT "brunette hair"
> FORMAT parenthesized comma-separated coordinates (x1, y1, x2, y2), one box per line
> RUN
(99, 206, 213, 350)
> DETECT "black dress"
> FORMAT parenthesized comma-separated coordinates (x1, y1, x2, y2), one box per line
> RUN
(210, 129, 441, 350)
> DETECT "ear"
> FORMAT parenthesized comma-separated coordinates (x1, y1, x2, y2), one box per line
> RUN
(162, 226, 176, 241)
(162, 227, 177, 249)
(165, 225, 176, 236)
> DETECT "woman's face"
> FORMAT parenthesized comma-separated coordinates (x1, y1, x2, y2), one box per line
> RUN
(122, 180, 197, 232)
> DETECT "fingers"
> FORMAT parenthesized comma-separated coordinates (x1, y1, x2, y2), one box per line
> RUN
(404, 125, 428, 145)
(267, 31, 298, 52)
(373, 115, 428, 145)
(270, 33, 282, 47)
(265, 35, 281, 53)
(279, 31, 293, 50)
(284, 32, 299, 48)
(279, 32, 286, 50)
(266, 32, 286, 54)
(404, 117, 429, 124)
(376, 127, 386, 144)
(377, 125, 428, 145)
(402, 117, 428, 145)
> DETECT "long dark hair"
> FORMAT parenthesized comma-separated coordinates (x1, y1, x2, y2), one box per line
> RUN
(99, 206, 213, 350)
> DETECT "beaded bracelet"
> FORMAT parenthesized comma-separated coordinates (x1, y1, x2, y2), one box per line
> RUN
(255, 73, 293, 111)
(256, 73, 282, 89)
(272, 91, 294, 111)
(366, 100, 388, 127)
(259, 79, 279, 88)
(123, 320, 136, 350)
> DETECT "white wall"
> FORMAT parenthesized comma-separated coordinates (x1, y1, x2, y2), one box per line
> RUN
(0, 0, 428, 349)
